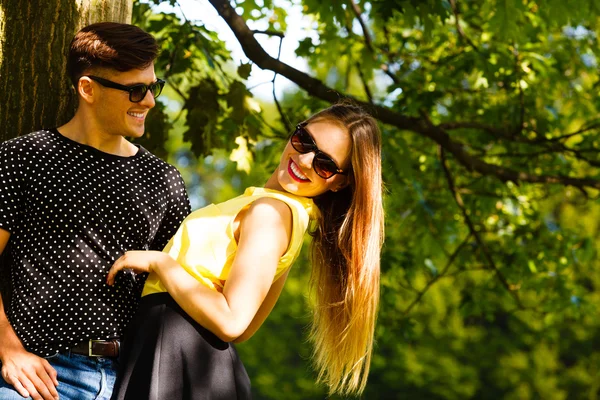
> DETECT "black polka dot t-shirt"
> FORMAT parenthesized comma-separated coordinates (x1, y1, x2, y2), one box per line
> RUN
(0, 129, 191, 357)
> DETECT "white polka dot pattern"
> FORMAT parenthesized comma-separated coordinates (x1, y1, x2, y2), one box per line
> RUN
(0, 129, 191, 357)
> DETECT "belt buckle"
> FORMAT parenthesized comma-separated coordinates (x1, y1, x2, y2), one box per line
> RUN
(88, 339, 103, 357)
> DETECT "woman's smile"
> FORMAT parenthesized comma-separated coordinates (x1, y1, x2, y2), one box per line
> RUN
(288, 159, 310, 182)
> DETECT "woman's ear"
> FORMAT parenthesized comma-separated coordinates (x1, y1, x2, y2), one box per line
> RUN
(331, 176, 350, 192)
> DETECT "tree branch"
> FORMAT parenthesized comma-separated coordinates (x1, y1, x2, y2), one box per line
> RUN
(341, 19, 373, 103)
(168, 81, 188, 103)
(514, 46, 525, 134)
(271, 35, 292, 132)
(208, 0, 600, 190)
(348, 0, 374, 53)
(252, 29, 284, 38)
(176, 1, 190, 22)
(438, 144, 524, 309)
(403, 234, 472, 315)
(440, 121, 600, 168)
(442, 265, 490, 277)
(439, 121, 511, 138)
(548, 122, 600, 142)
(449, 0, 479, 52)
(380, 64, 402, 85)
(356, 63, 373, 103)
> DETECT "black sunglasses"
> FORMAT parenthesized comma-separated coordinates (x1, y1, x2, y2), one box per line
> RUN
(290, 123, 348, 179)
(85, 75, 165, 103)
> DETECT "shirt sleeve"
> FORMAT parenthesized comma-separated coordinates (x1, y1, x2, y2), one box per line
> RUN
(0, 140, 24, 233)
(149, 166, 191, 251)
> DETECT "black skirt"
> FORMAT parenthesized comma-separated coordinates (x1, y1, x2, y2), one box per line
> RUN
(111, 292, 252, 400)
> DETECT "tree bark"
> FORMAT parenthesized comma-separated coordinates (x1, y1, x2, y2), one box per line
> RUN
(0, 0, 133, 142)
(0, 0, 132, 305)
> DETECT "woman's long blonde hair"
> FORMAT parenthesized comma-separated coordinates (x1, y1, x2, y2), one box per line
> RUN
(307, 101, 384, 396)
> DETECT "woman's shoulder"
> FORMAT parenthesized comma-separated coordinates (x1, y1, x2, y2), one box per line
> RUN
(245, 196, 293, 226)
(242, 187, 317, 219)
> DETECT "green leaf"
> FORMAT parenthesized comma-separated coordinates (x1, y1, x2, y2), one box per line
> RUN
(225, 80, 251, 125)
(489, 0, 522, 41)
(528, 260, 538, 273)
(295, 37, 315, 57)
(183, 79, 222, 156)
(237, 63, 252, 80)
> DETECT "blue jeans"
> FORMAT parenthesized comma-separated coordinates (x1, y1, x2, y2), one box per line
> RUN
(0, 352, 118, 400)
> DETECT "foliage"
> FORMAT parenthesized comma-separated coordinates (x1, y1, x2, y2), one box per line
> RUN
(135, 0, 600, 398)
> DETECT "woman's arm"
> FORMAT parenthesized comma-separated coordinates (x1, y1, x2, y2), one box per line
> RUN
(233, 268, 290, 343)
(107, 197, 293, 342)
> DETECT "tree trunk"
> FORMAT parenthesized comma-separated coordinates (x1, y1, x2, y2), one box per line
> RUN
(0, 0, 132, 304)
(0, 0, 133, 142)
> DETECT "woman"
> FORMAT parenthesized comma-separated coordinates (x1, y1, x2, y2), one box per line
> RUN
(108, 101, 384, 399)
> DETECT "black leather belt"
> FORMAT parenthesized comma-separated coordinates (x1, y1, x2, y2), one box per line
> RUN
(70, 339, 120, 357)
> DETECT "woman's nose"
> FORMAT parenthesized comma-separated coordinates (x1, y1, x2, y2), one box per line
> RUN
(297, 151, 315, 170)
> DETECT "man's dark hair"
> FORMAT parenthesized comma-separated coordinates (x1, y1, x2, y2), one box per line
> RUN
(66, 22, 159, 87)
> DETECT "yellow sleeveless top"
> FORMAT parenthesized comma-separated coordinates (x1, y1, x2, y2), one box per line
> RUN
(143, 187, 317, 296)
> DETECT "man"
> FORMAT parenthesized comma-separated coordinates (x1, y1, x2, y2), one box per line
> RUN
(0, 22, 191, 400)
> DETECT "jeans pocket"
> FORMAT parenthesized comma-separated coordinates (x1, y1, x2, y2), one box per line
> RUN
(43, 352, 60, 360)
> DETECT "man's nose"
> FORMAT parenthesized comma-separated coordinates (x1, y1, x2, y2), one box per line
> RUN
(139, 88, 156, 108)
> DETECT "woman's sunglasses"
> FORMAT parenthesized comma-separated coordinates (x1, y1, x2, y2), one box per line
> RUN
(290, 123, 348, 179)
(85, 75, 165, 103)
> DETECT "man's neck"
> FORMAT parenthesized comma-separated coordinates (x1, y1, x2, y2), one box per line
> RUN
(58, 113, 138, 157)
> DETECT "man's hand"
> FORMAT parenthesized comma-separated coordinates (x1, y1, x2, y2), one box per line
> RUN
(0, 347, 58, 400)
(0, 222, 58, 399)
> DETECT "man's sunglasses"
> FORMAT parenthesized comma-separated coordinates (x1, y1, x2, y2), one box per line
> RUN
(290, 123, 348, 179)
(84, 75, 165, 103)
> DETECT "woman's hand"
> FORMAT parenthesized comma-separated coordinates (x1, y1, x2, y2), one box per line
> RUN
(106, 250, 167, 286)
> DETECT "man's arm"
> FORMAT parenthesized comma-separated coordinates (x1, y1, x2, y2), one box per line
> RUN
(149, 168, 191, 252)
(0, 229, 59, 400)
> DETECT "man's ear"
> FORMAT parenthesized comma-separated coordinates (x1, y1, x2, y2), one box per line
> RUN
(77, 77, 95, 104)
